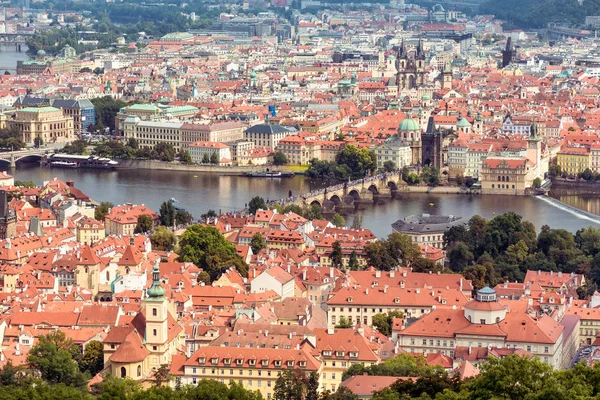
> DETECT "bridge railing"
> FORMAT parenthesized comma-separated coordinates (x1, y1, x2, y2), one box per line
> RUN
(267, 170, 403, 207)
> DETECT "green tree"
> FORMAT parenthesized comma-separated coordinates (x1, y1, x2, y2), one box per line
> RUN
(202, 153, 210, 164)
(178, 224, 248, 281)
(401, 166, 410, 182)
(210, 151, 219, 164)
(330, 240, 344, 269)
(248, 196, 267, 214)
(447, 242, 473, 272)
(197, 271, 211, 285)
(134, 214, 154, 234)
(153, 364, 170, 386)
(79, 340, 104, 376)
(150, 226, 176, 251)
(273, 151, 288, 165)
(320, 387, 360, 400)
(335, 144, 377, 179)
(335, 316, 353, 328)
(94, 202, 113, 221)
(250, 232, 266, 254)
(34, 135, 44, 148)
(127, 138, 139, 150)
(159, 200, 176, 227)
(14, 180, 36, 188)
(91, 374, 140, 399)
(27, 331, 87, 387)
(372, 311, 404, 336)
(175, 209, 194, 226)
(0, 127, 25, 150)
(90, 96, 126, 132)
(179, 150, 193, 164)
(201, 209, 218, 221)
(382, 160, 396, 172)
(331, 213, 346, 227)
(548, 164, 561, 178)
(154, 143, 176, 162)
(348, 250, 360, 271)
(274, 370, 308, 400)
(533, 177, 542, 188)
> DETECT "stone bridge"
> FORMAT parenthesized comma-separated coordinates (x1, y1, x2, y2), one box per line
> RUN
(0, 148, 56, 167)
(279, 171, 407, 212)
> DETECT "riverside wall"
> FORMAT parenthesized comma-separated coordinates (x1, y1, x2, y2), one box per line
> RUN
(550, 179, 600, 196)
(114, 159, 303, 175)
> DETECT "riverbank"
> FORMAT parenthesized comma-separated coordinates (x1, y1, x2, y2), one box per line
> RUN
(114, 159, 308, 175)
(550, 179, 600, 196)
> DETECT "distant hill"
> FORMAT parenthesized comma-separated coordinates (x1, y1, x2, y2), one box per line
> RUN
(479, 0, 600, 29)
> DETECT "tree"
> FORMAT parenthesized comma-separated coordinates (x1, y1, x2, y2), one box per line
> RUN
(27, 331, 87, 387)
(179, 150, 193, 164)
(348, 250, 360, 271)
(202, 153, 210, 164)
(447, 242, 474, 272)
(372, 311, 404, 336)
(250, 232, 266, 254)
(428, 167, 441, 186)
(150, 226, 176, 251)
(79, 340, 104, 376)
(383, 160, 396, 172)
(197, 271, 211, 285)
(91, 374, 140, 399)
(175, 209, 194, 226)
(134, 214, 154, 233)
(34, 135, 44, 148)
(154, 143, 176, 162)
(0, 127, 25, 150)
(95, 202, 113, 221)
(330, 240, 344, 269)
(401, 166, 410, 182)
(210, 151, 219, 165)
(200, 209, 218, 221)
(273, 151, 288, 165)
(248, 196, 267, 214)
(307, 159, 334, 179)
(335, 316, 353, 328)
(159, 200, 176, 227)
(548, 164, 561, 178)
(153, 364, 170, 386)
(14, 180, 36, 188)
(127, 138, 139, 150)
(178, 224, 248, 281)
(274, 370, 309, 400)
(320, 387, 360, 400)
(533, 177, 542, 188)
(335, 144, 377, 179)
(455, 175, 464, 186)
(331, 213, 345, 227)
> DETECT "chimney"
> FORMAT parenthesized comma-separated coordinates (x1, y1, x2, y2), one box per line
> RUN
(302, 269, 307, 281)
(375, 270, 381, 278)
(365, 288, 368, 295)
(468, 345, 472, 355)
(327, 327, 335, 334)
(389, 270, 395, 278)
(329, 267, 334, 278)
(383, 285, 388, 294)
(558, 271, 562, 277)
(265, 330, 269, 337)
(459, 278, 463, 291)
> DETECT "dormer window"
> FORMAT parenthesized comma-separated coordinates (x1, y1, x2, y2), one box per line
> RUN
(347, 297, 353, 303)
(249, 359, 256, 366)
(198, 357, 206, 364)
(286, 360, 294, 367)
(323, 350, 332, 357)
(394, 298, 400, 304)
(211, 357, 219, 365)
(274, 360, 282, 367)
(336, 351, 345, 357)
(299, 361, 307, 368)
(262, 359, 269, 366)
(224, 358, 231, 365)
(236, 358, 244, 366)
(349, 352, 358, 358)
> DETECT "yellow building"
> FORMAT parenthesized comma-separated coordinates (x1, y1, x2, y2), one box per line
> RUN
(557, 147, 590, 176)
(174, 344, 322, 398)
(76, 216, 105, 246)
(566, 307, 600, 346)
(10, 106, 75, 146)
(103, 261, 185, 383)
(480, 157, 533, 195)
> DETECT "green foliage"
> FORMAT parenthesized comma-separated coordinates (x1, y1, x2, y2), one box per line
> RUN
(330, 240, 344, 269)
(331, 213, 346, 227)
(79, 340, 104, 377)
(197, 271, 211, 285)
(175, 209, 194, 226)
(0, 126, 25, 150)
(365, 233, 421, 270)
(273, 151, 288, 165)
(90, 96, 127, 132)
(134, 214, 154, 234)
(307, 145, 376, 179)
(202, 153, 210, 164)
(447, 242, 474, 272)
(179, 150, 193, 165)
(274, 369, 317, 400)
(420, 165, 441, 186)
(371, 310, 404, 336)
(178, 224, 248, 281)
(150, 226, 176, 252)
(348, 250, 360, 271)
(155, 143, 176, 162)
(159, 201, 176, 227)
(26, 331, 88, 388)
(14, 180, 36, 188)
(342, 353, 434, 381)
(62, 139, 89, 155)
(549, 164, 561, 178)
(248, 196, 267, 215)
(210, 151, 219, 164)
(533, 177, 542, 188)
(94, 202, 113, 221)
(319, 387, 360, 400)
(479, 0, 592, 29)
(200, 209, 218, 221)
(250, 232, 266, 254)
(335, 316, 353, 328)
(382, 160, 396, 172)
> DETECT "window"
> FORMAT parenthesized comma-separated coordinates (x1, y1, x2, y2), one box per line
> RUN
(153, 308, 157, 316)
(137, 365, 141, 377)
(153, 329, 157, 336)
(153, 346, 157, 351)
(120, 367, 126, 378)
(545, 347, 549, 353)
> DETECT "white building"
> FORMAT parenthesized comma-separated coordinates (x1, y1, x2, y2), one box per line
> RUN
(250, 266, 295, 299)
(372, 137, 412, 170)
(188, 141, 232, 165)
(244, 124, 297, 150)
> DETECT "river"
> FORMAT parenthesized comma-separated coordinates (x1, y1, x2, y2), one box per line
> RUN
(0, 44, 29, 73)
(10, 164, 600, 237)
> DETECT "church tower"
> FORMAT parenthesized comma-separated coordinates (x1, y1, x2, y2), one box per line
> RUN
(527, 120, 542, 169)
(396, 39, 426, 92)
(144, 260, 169, 367)
(441, 62, 452, 90)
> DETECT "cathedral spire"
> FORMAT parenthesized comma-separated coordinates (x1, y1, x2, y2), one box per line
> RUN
(147, 260, 165, 299)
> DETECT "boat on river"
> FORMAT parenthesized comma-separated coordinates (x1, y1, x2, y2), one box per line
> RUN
(245, 170, 294, 178)
(43, 154, 118, 169)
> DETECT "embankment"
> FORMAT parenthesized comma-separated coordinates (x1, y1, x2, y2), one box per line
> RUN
(550, 179, 600, 196)
(115, 159, 306, 175)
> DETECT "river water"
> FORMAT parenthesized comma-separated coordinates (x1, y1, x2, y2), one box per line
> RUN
(10, 164, 600, 237)
(0, 44, 29, 73)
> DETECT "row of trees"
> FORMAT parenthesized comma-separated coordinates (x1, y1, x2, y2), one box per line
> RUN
(307, 144, 377, 180)
(443, 212, 600, 296)
(92, 139, 178, 162)
(402, 165, 441, 187)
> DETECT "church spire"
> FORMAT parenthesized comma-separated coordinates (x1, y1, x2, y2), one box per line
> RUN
(147, 260, 165, 299)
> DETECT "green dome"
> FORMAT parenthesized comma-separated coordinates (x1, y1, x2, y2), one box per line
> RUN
(147, 261, 165, 299)
(457, 117, 471, 128)
(421, 93, 431, 101)
(399, 118, 420, 131)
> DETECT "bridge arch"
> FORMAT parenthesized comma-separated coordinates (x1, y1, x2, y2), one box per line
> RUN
(310, 199, 322, 208)
(368, 184, 379, 195)
(387, 180, 398, 191)
(348, 189, 361, 202)
(15, 154, 43, 163)
(329, 195, 342, 206)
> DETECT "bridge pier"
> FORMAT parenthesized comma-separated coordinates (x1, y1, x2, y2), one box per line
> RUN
(9, 153, 15, 168)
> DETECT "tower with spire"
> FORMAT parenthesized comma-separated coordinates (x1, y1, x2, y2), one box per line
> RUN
(144, 260, 170, 365)
(396, 39, 426, 92)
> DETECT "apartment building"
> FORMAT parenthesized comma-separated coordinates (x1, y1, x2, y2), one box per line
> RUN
(122, 117, 183, 152)
(10, 106, 75, 146)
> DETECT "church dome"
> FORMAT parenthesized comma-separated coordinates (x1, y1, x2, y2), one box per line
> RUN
(457, 117, 471, 128)
(399, 118, 420, 131)
(37, 49, 46, 57)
